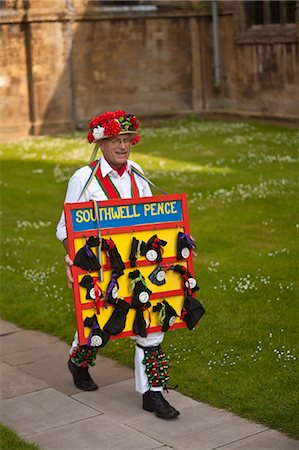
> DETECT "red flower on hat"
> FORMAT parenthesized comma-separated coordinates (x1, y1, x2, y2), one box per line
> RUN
(114, 109, 126, 119)
(87, 110, 141, 144)
(131, 134, 141, 145)
(89, 115, 102, 129)
(87, 130, 94, 143)
(130, 115, 140, 130)
(105, 120, 122, 137)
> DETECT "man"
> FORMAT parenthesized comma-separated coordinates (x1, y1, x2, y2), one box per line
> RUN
(56, 110, 179, 419)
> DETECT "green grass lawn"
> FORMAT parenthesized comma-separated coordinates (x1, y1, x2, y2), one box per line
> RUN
(0, 424, 40, 450)
(1, 117, 298, 438)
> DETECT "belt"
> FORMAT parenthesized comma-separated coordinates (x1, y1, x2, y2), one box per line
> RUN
(136, 343, 161, 352)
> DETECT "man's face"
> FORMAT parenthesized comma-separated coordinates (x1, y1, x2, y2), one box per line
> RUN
(100, 134, 132, 169)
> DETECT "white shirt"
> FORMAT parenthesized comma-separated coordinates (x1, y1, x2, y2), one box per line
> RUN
(56, 157, 152, 242)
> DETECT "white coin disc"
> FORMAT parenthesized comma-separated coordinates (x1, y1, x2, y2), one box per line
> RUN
(181, 247, 190, 259)
(156, 270, 166, 282)
(185, 277, 196, 290)
(139, 291, 149, 303)
(90, 288, 96, 300)
(169, 316, 176, 326)
(90, 335, 103, 347)
(112, 286, 118, 299)
(146, 249, 158, 262)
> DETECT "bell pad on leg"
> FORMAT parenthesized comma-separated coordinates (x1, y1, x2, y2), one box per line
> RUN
(70, 345, 98, 368)
(138, 343, 169, 389)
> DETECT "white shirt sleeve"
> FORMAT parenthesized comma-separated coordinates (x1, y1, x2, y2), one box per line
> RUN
(56, 173, 86, 242)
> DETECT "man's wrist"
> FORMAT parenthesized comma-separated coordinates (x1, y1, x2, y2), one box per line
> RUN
(65, 254, 73, 267)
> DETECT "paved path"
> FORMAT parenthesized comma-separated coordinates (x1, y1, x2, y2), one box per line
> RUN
(0, 319, 298, 450)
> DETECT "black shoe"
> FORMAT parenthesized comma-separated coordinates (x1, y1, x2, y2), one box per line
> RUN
(67, 359, 98, 391)
(143, 390, 180, 419)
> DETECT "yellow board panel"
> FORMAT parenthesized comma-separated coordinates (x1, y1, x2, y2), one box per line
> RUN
(81, 294, 184, 338)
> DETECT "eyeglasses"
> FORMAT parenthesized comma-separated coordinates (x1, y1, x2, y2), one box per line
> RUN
(109, 137, 132, 146)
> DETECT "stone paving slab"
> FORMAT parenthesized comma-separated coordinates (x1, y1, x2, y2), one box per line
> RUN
(2, 339, 69, 367)
(0, 320, 20, 335)
(129, 401, 268, 450)
(25, 415, 164, 450)
(0, 322, 133, 396)
(88, 356, 134, 388)
(1, 339, 76, 394)
(20, 350, 134, 396)
(0, 362, 49, 400)
(73, 378, 140, 421)
(0, 329, 60, 356)
(1, 319, 298, 450)
(73, 378, 196, 425)
(0, 387, 99, 436)
(219, 429, 299, 450)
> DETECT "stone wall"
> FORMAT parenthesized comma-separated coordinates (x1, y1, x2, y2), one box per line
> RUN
(0, 0, 298, 137)
(0, 9, 31, 134)
(71, 16, 193, 122)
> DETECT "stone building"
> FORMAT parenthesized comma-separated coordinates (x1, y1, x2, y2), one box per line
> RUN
(0, 0, 298, 137)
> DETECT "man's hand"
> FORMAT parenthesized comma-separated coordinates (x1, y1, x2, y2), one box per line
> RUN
(65, 254, 74, 288)
(190, 235, 197, 258)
